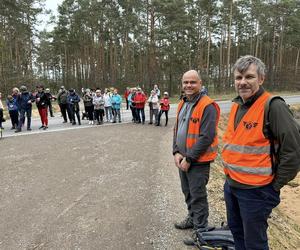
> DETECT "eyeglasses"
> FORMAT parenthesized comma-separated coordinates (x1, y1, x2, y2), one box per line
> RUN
(183, 81, 198, 84)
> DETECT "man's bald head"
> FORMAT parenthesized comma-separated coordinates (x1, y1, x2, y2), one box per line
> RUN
(182, 70, 202, 99)
(182, 70, 201, 81)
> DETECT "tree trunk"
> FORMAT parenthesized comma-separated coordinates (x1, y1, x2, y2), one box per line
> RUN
(226, 0, 233, 88)
(295, 48, 300, 75)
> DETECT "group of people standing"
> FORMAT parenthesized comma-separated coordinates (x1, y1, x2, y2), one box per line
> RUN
(126, 84, 170, 126)
(0, 85, 55, 132)
(173, 55, 300, 249)
(0, 83, 170, 133)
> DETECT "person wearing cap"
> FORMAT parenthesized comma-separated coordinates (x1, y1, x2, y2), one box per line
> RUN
(67, 89, 81, 125)
(173, 70, 220, 246)
(156, 92, 170, 126)
(57, 86, 70, 123)
(133, 87, 146, 124)
(45, 88, 56, 117)
(6, 94, 19, 129)
(147, 90, 159, 125)
(15, 85, 35, 132)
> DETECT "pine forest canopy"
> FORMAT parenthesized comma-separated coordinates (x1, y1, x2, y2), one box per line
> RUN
(0, 0, 299, 96)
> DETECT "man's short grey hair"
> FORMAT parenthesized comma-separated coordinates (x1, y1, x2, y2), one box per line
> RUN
(233, 55, 266, 78)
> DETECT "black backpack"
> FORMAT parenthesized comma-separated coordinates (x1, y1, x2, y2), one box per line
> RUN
(195, 226, 235, 250)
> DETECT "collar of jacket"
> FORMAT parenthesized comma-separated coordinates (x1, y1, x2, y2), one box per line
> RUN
(232, 86, 265, 107)
(183, 91, 203, 104)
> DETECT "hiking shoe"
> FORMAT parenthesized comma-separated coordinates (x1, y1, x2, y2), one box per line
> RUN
(174, 216, 193, 230)
(183, 231, 197, 246)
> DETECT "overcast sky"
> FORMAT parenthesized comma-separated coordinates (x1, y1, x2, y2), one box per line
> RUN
(37, 0, 63, 31)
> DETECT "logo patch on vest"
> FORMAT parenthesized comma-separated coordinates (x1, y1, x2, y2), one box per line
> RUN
(190, 117, 200, 123)
(243, 121, 258, 130)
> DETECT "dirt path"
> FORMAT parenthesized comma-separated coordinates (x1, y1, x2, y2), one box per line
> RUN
(0, 118, 299, 249)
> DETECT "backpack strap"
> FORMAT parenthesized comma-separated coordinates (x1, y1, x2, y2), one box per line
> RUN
(263, 96, 285, 174)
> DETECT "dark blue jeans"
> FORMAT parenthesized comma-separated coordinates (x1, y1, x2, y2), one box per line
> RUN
(136, 108, 145, 123)
(18, 108, 32, 130)
(224, 181, 280, 250)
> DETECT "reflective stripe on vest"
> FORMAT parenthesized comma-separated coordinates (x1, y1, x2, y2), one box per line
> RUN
(176, 95, 220, 162)
(222, 92, 274, 185)
(222, 161, 273, 175)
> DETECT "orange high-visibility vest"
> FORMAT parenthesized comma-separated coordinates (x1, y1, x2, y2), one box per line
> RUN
(175, 95, 220, 162)
(222, 92, 274, 186)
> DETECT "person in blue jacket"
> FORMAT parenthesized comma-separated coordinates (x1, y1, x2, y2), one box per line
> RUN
(15, 85, 35, 132)
(67, 89, 81, 125)
(6, 95, 19, 129)
(111, 89, 122, 123)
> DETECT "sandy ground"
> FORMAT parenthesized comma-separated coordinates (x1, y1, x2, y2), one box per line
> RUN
(0, 117, 299, 249)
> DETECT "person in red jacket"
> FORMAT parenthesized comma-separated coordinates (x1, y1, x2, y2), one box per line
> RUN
(124, 87, 130, 110)
(156, 92, 170, 126)
(133, 88, 147, 124)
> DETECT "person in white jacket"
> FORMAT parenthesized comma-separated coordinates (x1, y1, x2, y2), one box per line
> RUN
(147, 90, 159, 125)
(103, 88, 113, 122)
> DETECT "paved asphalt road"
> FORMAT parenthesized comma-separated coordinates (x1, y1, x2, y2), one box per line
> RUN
(1, 95, 300, 139)
(0, 95, 299, 249)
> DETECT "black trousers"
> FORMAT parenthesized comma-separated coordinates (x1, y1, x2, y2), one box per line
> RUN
(179, 164, 210, 229)
(85, 105, 94, 121)
(9, 110, 19, 128)
(17, 108, 32, 130)
(157, 110, 168, 125)
(69, 104, 81, 124)
(130, 106, 137, 122)
(94, 109, 104, 123)
(0, 109, 3, 128)
(59, 103, 69, 122)
(136, 108, 145, 123)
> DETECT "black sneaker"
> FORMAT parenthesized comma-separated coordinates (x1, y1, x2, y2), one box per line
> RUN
(27, 128, 32, 131)
(15, 129, 21, 133)
(43, 126, 48, 130)
(39, 126, 44, 129)
(174, 216, 193, 230)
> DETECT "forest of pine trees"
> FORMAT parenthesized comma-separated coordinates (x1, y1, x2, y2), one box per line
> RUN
(0, 0, 299, 95)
